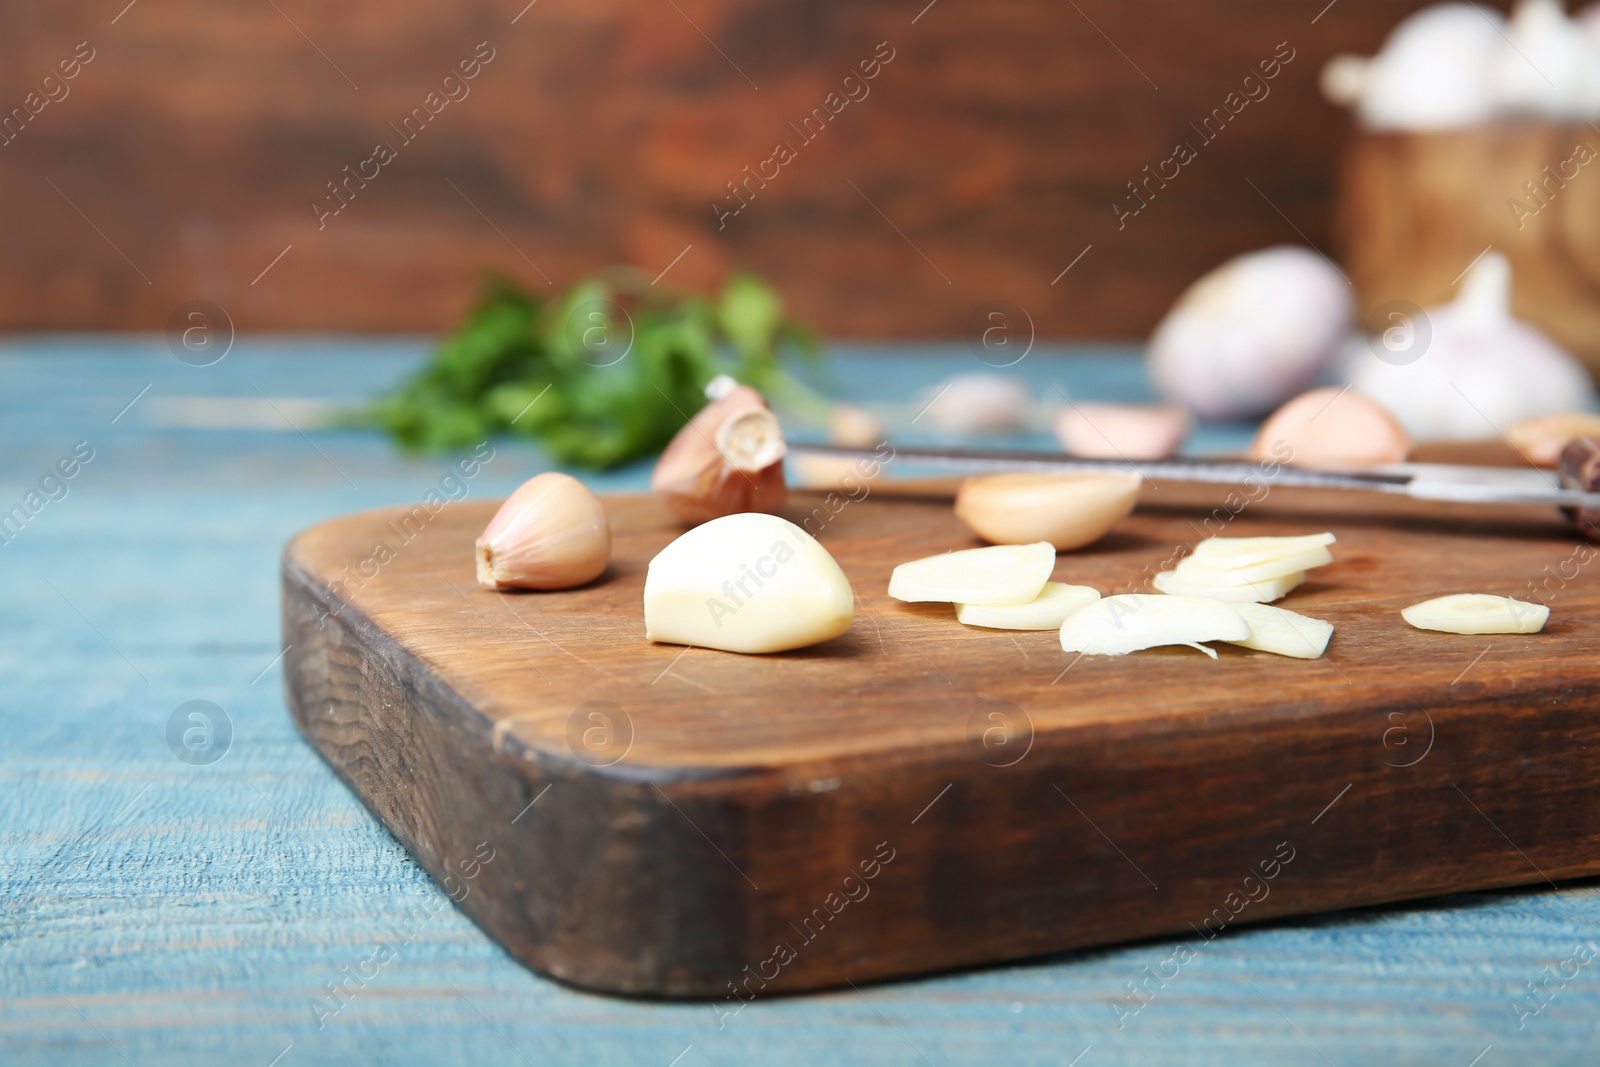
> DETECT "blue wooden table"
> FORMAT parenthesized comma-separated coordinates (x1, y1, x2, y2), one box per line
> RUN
(3, 338, 1596, 1067)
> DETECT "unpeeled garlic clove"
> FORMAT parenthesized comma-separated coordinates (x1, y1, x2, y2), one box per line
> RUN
(1247, 387, 1410, 469)
(651, 384, 788, 526)
(915, 374, 1032, 434)
(476, 472, 611, 590)
(955, 470, 1141, 551)
(1505, 411, 1600, 467)
(1052, 402, 1191, 459)
(643, 512, 854, 654)
(827, 403, 885, 449)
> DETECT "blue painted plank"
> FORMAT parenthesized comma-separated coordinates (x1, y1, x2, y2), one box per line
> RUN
(1, 338, 1597, 1066)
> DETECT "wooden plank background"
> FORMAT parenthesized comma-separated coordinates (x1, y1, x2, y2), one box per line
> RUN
(0, 0, 1447, 336)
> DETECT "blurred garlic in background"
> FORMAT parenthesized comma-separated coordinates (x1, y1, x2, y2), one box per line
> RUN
(1052, 402, 1191, 459)
(1505, 410, 1600, 465)
(827, 402, 885, 449)
(915, 374, 1032, 434)
(1247, 387, 1410, 468)
(1322, 4, 1506, 129)
(1147, 246, 1353, 421)
(1493, 0, 1600, 119)
(1322, 1, 1600, 128)
(1345, 253, 1594, 441)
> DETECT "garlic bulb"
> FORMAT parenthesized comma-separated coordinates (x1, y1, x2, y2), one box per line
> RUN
(1052, 402, 1191, 459)
(651, 384, 787, 525)
(1148, 246, 1353, 420)
(915, 374, 1031, 434)
(1323, 4, 1505, 130)
(1247, 386, 1410, 469)
(1345, 253, 1595, 441)
(1323, 1, 1600, 128)
(476, 472, 611, 590)
(643, 512, 854, 654)
(1492, 0, 1600, 121)
(954, 471, 1141, 551)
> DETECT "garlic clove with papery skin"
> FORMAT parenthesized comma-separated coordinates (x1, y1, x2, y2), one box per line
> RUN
(1507, 411, 1600, 466)
(1345, 253, 1596, 442)
(476, 472, 612, 590)
(915, 374, 1032, 435)
(827, 403, 886, 449)
(651, 384, 788, 526)
(1148, 246, 1354, 420)
(1052, 402, 1191, 459)
(643, 512, 854, 654)
(1247, 386, 1410, 469)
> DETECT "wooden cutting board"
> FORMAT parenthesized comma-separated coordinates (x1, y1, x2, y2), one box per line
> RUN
(280, 484, 1600, 999)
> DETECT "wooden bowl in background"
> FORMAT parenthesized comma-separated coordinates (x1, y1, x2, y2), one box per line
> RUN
(1337, 123, 1600, 376)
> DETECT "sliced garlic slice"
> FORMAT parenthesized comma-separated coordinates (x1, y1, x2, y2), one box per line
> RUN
(1401, 594, 1548, 635)
(1225, 602, 1334, 659)
(1058, 594, 1249, 658)
(1171, 543, 1333, 585)
(1152, 569, 1306, 603)
(957, 582, 1101, 630)
(1189, 532, 1336, 569)
(888, 542, 1055, 606)
(643, 513, 855, 654)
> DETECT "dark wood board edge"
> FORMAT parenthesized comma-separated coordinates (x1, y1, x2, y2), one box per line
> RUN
(281, 523, 1600, 999)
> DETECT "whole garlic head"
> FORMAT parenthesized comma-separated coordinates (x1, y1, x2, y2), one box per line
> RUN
(1148, 246, 1354, 421)
(1335, 3, 1506, 130)
(1492, 0, 1600, 120)
(1345, 253, 1596, 441)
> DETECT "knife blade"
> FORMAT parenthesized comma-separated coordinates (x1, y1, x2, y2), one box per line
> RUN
(787, 442, 1600, 511)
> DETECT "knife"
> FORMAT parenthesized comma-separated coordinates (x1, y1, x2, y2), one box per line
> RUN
(787, 439, 1600, 517)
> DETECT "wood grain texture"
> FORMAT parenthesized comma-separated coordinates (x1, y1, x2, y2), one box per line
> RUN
(1338, 125, 1600, 373)
(12, 342, 1600, 1066)
(0, 0, 1453, 336)
(283, 483, 1600, 997)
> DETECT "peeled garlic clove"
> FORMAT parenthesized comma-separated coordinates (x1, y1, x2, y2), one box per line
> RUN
(956, 582, 1101, 630)
(1506, 411, 1600, 467)
(1247, 387, 1409, 469)
(1052, 403, 1191, 460)
(916, 374, 1032, 434)
(643, 513, 854, 654)
(954, 471, 1141, 551)
(1172, 544, 1334, 584)
(889, 542, 1055, 606)
(1059, 594, 1249, 658)
(1346, 254, 1595, 442)
(828, 403, 885, 449)
(1401, 593, 1548, 635)
(1148, 246, 1353, 420)
(651, 384, 788, 526)
(1152, 569, 1305, 604)
(476, 472, 611, 590)
(1225, 603, 1334, 659)
(1190, 532, 1335, 568)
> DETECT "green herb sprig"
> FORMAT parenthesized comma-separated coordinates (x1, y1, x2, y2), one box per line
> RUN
(365, 269, 823, 468)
